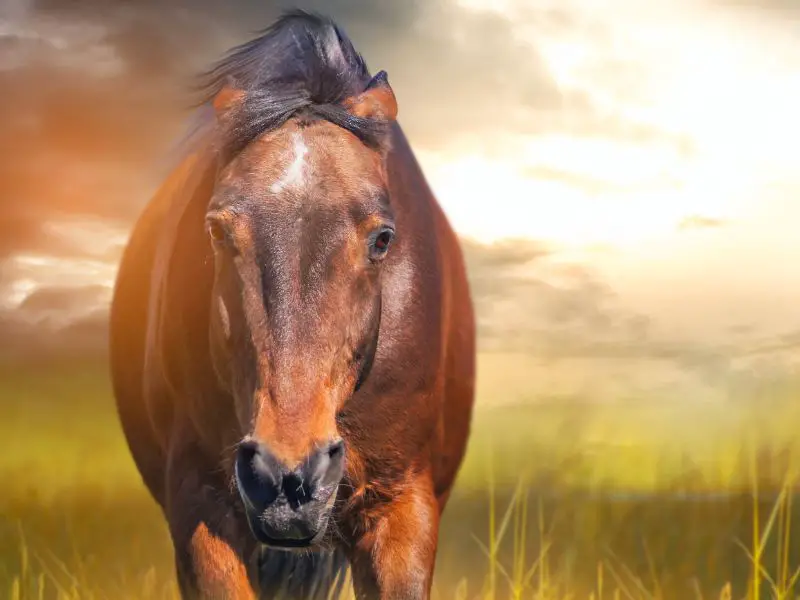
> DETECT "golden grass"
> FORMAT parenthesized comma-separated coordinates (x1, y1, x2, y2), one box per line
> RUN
(2, 356, 799, 599)
(6, 481, 798, 600)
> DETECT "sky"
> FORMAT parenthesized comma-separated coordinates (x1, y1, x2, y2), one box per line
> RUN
(1, 0, 799, 402)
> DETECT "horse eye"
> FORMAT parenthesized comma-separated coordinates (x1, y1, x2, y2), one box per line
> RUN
(207, 219, 227, 244)
(369, 227, 394, 260)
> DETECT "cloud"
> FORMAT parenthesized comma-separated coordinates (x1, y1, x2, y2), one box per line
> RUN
(353, 1, 649, 152)
(460, 237, 655, 355)
(375, 4, 585, 150)
(460, 237, 551, 272)
(459, 237, 795, 390)
(17, 284, 109, 315)
(0, 1, 274, 262)
(0, 12, 180, 259)
(0, 284, 109, 361)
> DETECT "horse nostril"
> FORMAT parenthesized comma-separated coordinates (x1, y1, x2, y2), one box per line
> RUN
(309, 439, 346, 489)
(282, 440, 345, 507)
(327, 439, 345, 460)
(235, 441, 281, 509)
(237, 441, 256, 468)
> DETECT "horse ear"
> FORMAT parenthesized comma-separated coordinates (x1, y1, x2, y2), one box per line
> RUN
(345, 70, 397, 121)
(212, 84, 246, 120)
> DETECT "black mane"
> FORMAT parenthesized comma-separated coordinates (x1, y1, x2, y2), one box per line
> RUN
(194, 9, 389, 161)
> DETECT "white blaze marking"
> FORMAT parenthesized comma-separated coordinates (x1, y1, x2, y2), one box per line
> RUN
(270, 132, 309, 194)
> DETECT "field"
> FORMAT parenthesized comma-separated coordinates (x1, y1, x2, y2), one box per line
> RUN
(2, 355, 800, 600)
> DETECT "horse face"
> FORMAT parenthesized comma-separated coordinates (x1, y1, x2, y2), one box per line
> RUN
(204, 92, 396, 547)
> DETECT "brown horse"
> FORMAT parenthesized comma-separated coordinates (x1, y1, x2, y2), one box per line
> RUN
(109, 10, 475, 600)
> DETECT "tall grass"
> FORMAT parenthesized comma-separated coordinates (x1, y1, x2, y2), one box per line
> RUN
(2, 358, 800, 599)
(463, 447, 799, 600)
(6, 475, 798, 599)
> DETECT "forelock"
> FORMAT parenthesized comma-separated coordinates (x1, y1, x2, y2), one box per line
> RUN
(192, 9, 391, 165)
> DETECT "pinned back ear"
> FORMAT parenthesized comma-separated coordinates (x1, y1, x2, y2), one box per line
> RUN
(344, 70, 398, 121)
(212, 83, 246, 121)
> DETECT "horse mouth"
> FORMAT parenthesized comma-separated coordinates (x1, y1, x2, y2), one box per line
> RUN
(240, 500, 333, 550)
(234, 462, 339, 550)
(245, 513, 329, 550)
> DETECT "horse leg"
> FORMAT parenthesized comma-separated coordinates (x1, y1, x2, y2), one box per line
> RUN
(165, 436, 259, 599)
(349, 475, 440, 600)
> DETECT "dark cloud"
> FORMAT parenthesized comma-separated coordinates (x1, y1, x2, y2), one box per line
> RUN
(0, 279, 109, 360)
(460, 237, 657, 356)
(460, 238, 550, 338)
(372, 5, 580, 148)
(0, 5, 216, 259)
(458, 238, 778, 384)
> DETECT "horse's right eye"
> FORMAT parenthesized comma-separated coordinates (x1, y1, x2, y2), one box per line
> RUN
(207, 220, 227, 244)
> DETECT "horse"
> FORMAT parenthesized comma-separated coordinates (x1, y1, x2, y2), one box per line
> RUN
(108, 10, 476, 600)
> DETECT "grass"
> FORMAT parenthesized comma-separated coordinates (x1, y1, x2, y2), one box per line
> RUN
(1, 356, 800, 599)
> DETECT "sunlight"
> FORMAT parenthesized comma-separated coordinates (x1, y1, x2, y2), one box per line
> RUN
(421, 0, 799, 260)
(424, 146, 738, 250)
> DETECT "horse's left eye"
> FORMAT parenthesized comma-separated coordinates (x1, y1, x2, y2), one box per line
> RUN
(207, 218, 228, 245)
(369, 227, 394, 260)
